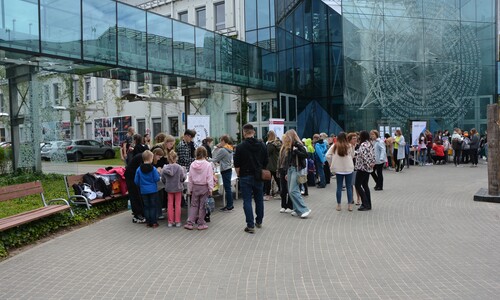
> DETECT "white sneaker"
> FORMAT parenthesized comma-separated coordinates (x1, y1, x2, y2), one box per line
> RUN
(291, 211, 298, 217)
(280, 208, 286, 213)
(285, 208, 293, 213)
(301, 209, 311, 218)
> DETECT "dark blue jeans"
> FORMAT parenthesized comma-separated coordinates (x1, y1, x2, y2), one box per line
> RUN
(336, 173, 353, 204)
(221, 168, 233, 209)
(142, 192, 159, 225)
(315, 159, 326, 187)
(240, 175, 264, 228)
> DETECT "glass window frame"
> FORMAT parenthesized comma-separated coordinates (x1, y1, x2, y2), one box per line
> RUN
(196, 6, 206, 28)
(215, 2, 226, 31)
(178, 11, 188, 23)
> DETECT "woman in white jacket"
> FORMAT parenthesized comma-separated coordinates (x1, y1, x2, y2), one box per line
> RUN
(370, 130, 387, 190)
(326, 132, 355, 211)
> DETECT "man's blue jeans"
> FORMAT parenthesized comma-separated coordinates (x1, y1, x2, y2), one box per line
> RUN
(221, 169, 233, 209)
(240, 175, 264, 228)
(315, 159, 326, 187)
(335, 173, 353, 204)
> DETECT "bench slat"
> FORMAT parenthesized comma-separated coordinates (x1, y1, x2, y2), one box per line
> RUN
(0, 205, 71, 231)
(0, 181, 44, 202)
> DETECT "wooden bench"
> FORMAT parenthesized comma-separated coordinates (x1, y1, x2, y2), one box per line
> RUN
(0, 181, 74, 232)
(64, 174, 127, 209)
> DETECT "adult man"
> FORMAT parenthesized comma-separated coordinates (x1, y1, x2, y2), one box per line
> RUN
(177, 129, 196, 171)
(234, 124, 268, 234)
(313, 133, 327, 188)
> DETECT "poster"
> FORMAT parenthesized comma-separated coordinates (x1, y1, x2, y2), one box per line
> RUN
(269, 118, 285, 138)
(112, 116, 132, 146)
(94, 117, 113, 145)
(187, 115, 210, 148)
(411, 121, 427, 146)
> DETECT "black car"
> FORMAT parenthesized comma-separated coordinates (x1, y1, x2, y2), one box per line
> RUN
(63, 139, 115, 161)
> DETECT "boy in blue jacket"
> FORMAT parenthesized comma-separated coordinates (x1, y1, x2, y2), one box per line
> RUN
(134, 150, 161, 228)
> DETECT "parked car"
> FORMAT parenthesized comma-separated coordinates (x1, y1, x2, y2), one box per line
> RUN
(63, 139, 115, 161)
(40, 141, 66, 161)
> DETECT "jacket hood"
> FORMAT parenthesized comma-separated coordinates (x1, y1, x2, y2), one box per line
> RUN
(190, 159, 207, 170)
(304, 138, 315, 153)
(140, 163, 154, 173)
(223, 144, 234, 152)
(271, 139, 282, 148)
(245, 137, 264, 151)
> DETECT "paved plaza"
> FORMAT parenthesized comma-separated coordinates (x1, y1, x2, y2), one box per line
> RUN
(1, 162, 499, 299)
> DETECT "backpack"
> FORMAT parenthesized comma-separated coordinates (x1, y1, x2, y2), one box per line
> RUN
(95, 177, 112, 197)
(82, 173, 98, 191)
(72, 183, 84, 196)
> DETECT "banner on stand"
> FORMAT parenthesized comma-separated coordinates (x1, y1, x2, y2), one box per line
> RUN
(187, 115, 210, 147)
(411, 121, 427, 146)
(269, 118, 285, 139)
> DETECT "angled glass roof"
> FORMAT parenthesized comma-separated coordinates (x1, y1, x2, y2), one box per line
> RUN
(0, 0, 276, 91)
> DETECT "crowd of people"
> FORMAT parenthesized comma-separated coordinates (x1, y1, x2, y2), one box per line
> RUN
(120, 124, 488, 233)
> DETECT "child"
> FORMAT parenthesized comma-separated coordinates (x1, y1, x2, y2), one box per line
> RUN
(134, 150, 161, 228)
(185, 147, 214, 230)
(161, 151, 186, 228)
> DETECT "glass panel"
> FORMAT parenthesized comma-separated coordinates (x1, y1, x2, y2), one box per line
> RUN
(195, 28, 215, 80)
(245, 0, 257, 31)
(460, 0, 476, 22)
(343, 0, 384, 15)
(343, 13, 384, 61)
(83, 0, 117, 64)
(117, 3, 146, 70)
(294, 2, 303, 38)
(196, 7, 206, 28)
(248, 102, 258, 122)
(262, 50, 276, 90)
(215, 2, 225, 30)
(384, 0, 423, 18)
(288, 97, 296, 122)
(423, 0, 459, 21)
(41, 0, 81, 59)
(257, 0, 270, 28)
(269, 0, 275, 25)
(215, 34, 233, 83)
(261, 102, 270, 121)
(474, 22, 495, 66)
(172, 20, 195, 77)
(257, 28, 270, 49)
(304, 0, 312, 41)
(248, 46, 262, 87)
(280, 96, 287, 119)
(476, 0, 494, 22)
(0, 0, 39, 52)
(423, 19, 459, 64)
(246, 30, 257, 45)
(147, 12, 172, 73)
(479, 97, 491, 119)
(328, 8, 342, 43)
(313, 44, 328, 97)
(232, 39, 249, 85)
(272, 98, 279, 118)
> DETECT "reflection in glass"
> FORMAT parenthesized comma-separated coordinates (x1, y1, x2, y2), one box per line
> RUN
(233, 39, 249, 85)
(261, 102, 270, 121)
(248, 102, 258, 122)
(215, 34, 233, 83)
(0, 0, 40, 52)
(41, 0, 81, 59)
(117, 3, 147, 69)
(245, 0, 257, 31)
(83, 0, 117, 64)
(196, 28, 215, 80)
(147, 12, 172, 73)
(257, 0, 270, 28)
(173, 20, 195, 77)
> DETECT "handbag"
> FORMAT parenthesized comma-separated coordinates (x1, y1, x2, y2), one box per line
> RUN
(296, 156, 307, 184)
(261, 169, 272, 181)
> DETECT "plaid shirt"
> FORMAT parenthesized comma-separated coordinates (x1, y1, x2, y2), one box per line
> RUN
(177, 140, 194, 170)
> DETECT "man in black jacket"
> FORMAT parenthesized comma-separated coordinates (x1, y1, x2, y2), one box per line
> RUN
(234, 124, 268, 234)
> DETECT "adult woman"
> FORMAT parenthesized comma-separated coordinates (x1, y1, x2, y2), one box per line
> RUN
(370, 130, 386, 191)
(202, 137, 213, 158)
(468, 128, 480, 167)
(347, 132, 361, 205)
(264, 130, 281, 200)
(210, 135, 235, 211)
(355, 131, 375, 211)
(279, 130, 311, 218)
(451, 128, 463, 167)
(393, 129, 406, 172)
(326, 132, 354, 211)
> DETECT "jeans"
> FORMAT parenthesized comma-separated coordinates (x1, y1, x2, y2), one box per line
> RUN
(336, 173, 353, 204)
(220, 169, 234, 209)
(418, 149, 427, 165)
(240, 176, 264, 228)
(453, 148, 462, 166)
(287, 166, 309, 215)
(355, 170, 371, 209)
(315, 160, 326, 187)
(142, 192, 159, 225)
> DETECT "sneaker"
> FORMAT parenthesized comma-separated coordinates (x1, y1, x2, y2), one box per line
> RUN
(167, 223, 173, 228)
(280, 208, 286, 213)
(158, 215, 166, 220)
(301, 209, 311, 218)
(285, 208, 293, 214)
(336, 204, 341, 211)
(184, 223, 194, 230)
(220, 206, 234, 212)
(264, 195, 272, 201)
(175, 222, 182, 227)
(244, 227, 255, 234)
(152, 223, 159, 228)
(255, 223, 262, 228)
(291, 211, 298, 217)
(133, 216, 146, 223)
(198, 224, 208, 230)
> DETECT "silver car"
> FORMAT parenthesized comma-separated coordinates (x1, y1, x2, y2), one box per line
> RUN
(63, 139, 115, 161)
(40, 141, 66, 161)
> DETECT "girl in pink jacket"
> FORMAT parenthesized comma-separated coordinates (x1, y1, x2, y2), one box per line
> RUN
(184, 147, 214, 230)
